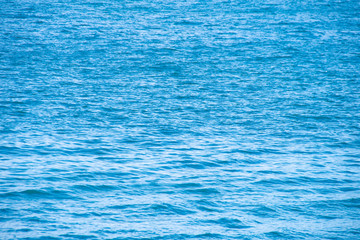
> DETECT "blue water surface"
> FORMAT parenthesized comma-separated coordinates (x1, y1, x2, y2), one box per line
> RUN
(1, 0, 360, 239)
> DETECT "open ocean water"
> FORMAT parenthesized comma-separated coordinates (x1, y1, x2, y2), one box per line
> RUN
(0, 0, 360, 239)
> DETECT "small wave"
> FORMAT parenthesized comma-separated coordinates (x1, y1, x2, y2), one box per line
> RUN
(174, 20, 203, 26)
(265, 231, 292, 238)
(205, 217, 251, 229)
(22, 216, 53, 223)
(60, 234, 97, 239)
(144, 203, 196, 216)
(184, 188, 221, 195)
(71, 184, 118, 192)
(171, 182, 202, 189)
(0, 189, 77, 200)
(247, 206, 278, 218)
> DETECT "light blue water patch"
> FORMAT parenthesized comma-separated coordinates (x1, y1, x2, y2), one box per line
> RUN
(0, 0, 360, 239)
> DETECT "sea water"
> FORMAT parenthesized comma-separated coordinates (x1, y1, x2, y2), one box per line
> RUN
(0, 0, 359, 239)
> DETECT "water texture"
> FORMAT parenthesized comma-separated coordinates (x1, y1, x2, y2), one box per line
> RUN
(1, 0, 360, 239)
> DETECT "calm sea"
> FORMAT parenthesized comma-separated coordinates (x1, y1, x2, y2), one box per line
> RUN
(1, 0, 360, 239)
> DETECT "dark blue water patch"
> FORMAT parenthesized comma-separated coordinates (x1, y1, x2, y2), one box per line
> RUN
(195, 205, 222, 213)
(0, 189, 79, 200)
(247, 206, 279, 219)
(59, 234, 98, 239)
(143, 203, 196, 216)
(0, 146, 24, 155)
(71, 184, 119, 193)
(20, 237, 61, 240)
(205, 217, 251, 230)
(22, 216, 54, 224)
(107, 204, 141, 211)
(338, 186, 359, 192)
(264, 231, 294, 239)
(171, 182, 202, 189)
(184, 187, 221, 196)
(314, 198, 360, 210)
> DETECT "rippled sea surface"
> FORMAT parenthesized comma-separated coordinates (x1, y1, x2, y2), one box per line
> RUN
(1, 0, 360, 239)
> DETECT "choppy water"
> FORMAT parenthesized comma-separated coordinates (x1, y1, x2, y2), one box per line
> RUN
(1, 0, 360, 239)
